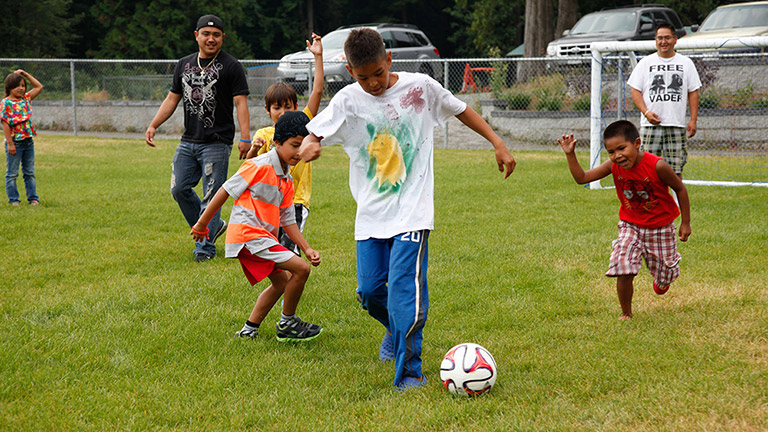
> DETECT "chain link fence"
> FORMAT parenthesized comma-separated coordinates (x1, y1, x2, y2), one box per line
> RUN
(2, 55, 766, 184)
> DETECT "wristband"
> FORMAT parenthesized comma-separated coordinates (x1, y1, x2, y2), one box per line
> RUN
(191, 227, 209, 236)
(240, 138, 252, 144)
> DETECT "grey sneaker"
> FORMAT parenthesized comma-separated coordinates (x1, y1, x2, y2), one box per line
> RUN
(235, 327, 259, 339)
(275, 316, 322, 342)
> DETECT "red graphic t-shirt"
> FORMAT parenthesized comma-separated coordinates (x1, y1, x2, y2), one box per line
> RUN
(612, 152, 679, 228)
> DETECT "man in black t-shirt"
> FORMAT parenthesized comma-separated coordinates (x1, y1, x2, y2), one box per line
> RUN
(145, 14, 251, 262)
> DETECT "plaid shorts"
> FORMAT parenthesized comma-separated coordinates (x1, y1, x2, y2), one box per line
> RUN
(640, 126, 687, 174)
(606, 220, 681, 286)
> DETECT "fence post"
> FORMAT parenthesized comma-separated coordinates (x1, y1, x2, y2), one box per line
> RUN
(443, 59, 449, 148)
(70, 60, 78, 136)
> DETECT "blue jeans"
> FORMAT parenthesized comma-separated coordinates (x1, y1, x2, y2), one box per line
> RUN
(171, 140, 231, 257)
(356, 230, 430, 386)
(5, 137, 38, 204)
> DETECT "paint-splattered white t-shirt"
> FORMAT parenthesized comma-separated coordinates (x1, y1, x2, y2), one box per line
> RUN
(307, 72, 466, 240)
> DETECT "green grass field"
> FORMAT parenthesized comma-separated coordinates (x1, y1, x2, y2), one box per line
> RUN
(1, 135, 766, 431)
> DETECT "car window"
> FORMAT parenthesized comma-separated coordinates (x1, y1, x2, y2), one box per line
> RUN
(639, 13, 654, 31)
(393, 31, 417, 48)
(570, 11, 636, 34)
(379, 31, 396, 49)
(663, 11, 683, 29)
(699, 4, 768, 31)
(322, 30, 350, 50)
(412, 33, 429, 46)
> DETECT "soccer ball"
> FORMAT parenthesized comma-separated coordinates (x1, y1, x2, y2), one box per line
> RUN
(440, 343, 497, 396)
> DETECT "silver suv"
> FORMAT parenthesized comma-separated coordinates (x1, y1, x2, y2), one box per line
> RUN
(276, 23, 442, 92)
(546, 5, 686, 59)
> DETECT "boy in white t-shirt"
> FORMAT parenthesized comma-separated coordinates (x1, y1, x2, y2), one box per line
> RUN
(628, 22, 701, 178)
(299, 28, 516, 390)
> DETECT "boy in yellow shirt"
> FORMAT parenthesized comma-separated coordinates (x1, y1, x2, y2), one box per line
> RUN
(245, 32, 324, 256)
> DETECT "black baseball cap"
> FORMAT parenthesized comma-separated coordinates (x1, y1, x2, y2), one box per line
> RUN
(196, 15, 224, 31)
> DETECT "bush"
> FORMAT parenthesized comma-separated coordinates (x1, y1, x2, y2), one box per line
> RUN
(700, 91, 720, 109)
(537, 97, 562, 111)
(506, 92, 532, 110)
(572, 95, 590, 111)
(751, 97, 768, 109)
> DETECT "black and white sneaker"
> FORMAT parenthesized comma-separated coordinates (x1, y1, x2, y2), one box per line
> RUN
(275, 316, 322, 342)
(235, 327, 259, 339)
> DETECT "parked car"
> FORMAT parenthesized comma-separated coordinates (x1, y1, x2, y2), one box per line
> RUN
(276, 23, 442, 92)
(680, 1, 768, 47)
(546, 5, 686, 59)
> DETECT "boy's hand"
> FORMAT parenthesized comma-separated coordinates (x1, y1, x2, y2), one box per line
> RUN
(305, 248, 321, 266)
(557, 134, 576, 154)
(307, 33, 322, 56)
(190, 222, 209, 242)
(245, 137, 265, 159)
(679, 222, 691, 242)
(495, 146, 516, 179)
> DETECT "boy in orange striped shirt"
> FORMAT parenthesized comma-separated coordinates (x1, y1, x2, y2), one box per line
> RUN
(191, 111, 322, 342)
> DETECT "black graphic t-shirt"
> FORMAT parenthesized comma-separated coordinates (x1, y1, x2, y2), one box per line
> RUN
(170, 50, 249, 144)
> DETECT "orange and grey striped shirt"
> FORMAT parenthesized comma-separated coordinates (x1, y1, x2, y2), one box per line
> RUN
(222, 148, 296, 258)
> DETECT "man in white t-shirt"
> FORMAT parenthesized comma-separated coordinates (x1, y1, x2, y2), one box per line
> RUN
(628, 22, 701, 178)
(299, 28, 516, 390)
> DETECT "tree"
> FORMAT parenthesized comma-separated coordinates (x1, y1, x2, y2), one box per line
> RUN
(523, 0, 553, 58)
(555, 0, 578, 39)
(0, 0, 74, 58)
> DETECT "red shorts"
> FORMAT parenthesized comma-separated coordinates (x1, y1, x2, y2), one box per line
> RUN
(238, 245, 295, 285)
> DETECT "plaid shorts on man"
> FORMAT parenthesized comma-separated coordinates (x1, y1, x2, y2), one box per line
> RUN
(640, 126, 687, 174)
(606, 221, 681, 286)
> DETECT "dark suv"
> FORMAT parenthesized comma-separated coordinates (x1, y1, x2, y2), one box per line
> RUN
(277, 23, 442, 91)
(546, 5, 686, 58)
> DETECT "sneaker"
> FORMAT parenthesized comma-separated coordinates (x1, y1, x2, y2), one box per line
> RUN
(379, 331, 394, 362)
(29, 200, 39, 206)
(396, 375, 427, 391)
(653, 281, 670, 295)
(275, 316, 322, 342)
(210, 220, 227, 243)
(235, 327, 259, 338)
(194, 252, 213, 262)
(10, 202, 20, 207)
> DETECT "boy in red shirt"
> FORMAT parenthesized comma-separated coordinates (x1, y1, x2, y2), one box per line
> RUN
(191, 111, 322, 341)
(558, 120, 691, 320)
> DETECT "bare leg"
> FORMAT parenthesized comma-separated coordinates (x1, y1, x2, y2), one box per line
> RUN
(617, 274, 635, 320)
(274, 255, 311, 316)
(247, 270, 290, 324)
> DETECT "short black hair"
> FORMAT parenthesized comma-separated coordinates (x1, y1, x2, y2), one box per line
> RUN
(655, 22, 676, 36)
(273, 111, 310, 144)
(264, 82, 298, 110)
(603, 120, 639, 144)
(344, 28, 386, 68)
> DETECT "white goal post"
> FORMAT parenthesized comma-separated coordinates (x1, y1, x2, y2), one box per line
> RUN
(588, 36, 768, 189)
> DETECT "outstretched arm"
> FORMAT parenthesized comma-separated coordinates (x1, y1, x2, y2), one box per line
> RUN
(145, 92, 181, 147)
(657, 160, 691, 241)
(282, 223, 321, 266)
(299, 133, 323, 162)
(455, 106, 516, 178)
(15, 70, 43, 100)
(306, 33, 324, 117)
(190, 187, 230, 241)
(557, 134, 611, 184)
